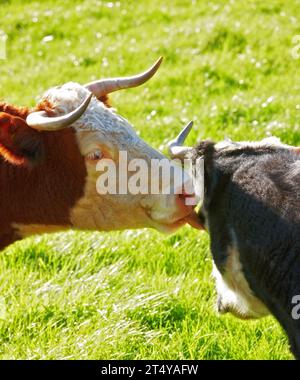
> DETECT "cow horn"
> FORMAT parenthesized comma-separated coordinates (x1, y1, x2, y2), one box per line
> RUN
(168, 121, 193, 159)
(26, 93, 93, 131)
(84, 57, 163, 99)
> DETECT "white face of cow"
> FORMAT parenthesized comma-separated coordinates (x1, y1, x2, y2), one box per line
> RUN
(39, 82, 194, 232)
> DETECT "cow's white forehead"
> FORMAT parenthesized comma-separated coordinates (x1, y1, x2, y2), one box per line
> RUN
(41, 82, 139, 139)
(215, 136, 290, 152)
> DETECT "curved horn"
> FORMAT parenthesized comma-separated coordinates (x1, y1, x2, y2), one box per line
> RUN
(168, 121, 193, 159)
(85, 57, 163, 98)
(26, 93, 93, 131)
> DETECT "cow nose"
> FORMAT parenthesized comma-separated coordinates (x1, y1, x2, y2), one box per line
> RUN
(178, 191, 197, 207)
(175, 179, 198, 208)
(173, 192, 196, 222)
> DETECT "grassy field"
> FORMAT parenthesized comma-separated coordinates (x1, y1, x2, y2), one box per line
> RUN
(0, 0, 299, 359)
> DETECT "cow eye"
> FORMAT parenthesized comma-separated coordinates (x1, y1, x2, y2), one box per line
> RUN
(86, 149, 102, 161)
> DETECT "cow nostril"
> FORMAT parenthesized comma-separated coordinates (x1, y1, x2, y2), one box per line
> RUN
(179, 191, 195, 199)
(176, 190, 197, 209)
(177, 193, 190, 206)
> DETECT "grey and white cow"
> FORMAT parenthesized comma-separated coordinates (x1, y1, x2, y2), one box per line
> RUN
(169, 128, 300, 358)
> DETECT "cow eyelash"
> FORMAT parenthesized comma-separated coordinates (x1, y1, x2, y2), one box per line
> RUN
(86, 150, 102, 161)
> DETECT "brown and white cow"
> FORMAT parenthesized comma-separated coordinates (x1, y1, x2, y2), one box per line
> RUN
(0, 58, 197, 250)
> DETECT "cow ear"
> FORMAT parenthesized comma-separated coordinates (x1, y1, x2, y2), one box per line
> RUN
(0, 112, 45, 166)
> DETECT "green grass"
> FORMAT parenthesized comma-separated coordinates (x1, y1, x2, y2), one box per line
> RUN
(0, 0, 298, 359)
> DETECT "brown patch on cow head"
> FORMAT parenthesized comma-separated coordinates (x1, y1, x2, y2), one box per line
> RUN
(97, 94, 112, 108)
(0, 112, 44, 166)
(0, 102, 30, 119)
(293, 147, 300, 155)
(34, 99, 56, 116)
(35, 94, 112, 113)
(0, 105, 87, 249)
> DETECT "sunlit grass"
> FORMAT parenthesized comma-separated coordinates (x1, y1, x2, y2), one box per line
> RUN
(0, 0, 298, 359)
